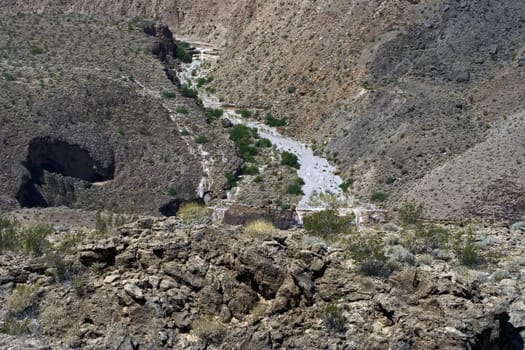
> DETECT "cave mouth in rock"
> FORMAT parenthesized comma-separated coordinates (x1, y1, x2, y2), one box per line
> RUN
(16, 137, 115, 208)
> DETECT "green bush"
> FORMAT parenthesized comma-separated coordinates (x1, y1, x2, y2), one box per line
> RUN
(236, 109, 252, 118)
(242, 164, 259, 175)
(230, 125, 258, 162)
(197, 76, 213, 87)
(453, 226, 485, 267)
(255, 138, 272, 148)
(205, 108, 223, 123)
(281, 151, 300, 169)
(347, 235, 393, 276)
(304, 209, 354, 238)
(226, 173, 240, 188)
(287, 177, 305, 195)
(181, 85, 198, 98)
(72, 275, 88, 298)
(168, 186, 177, 196)
(19, 224, 52, 256)
(175, 46, 192, 63)
(398, 202, 424, 226)
(265, 113, 287, 127)
(0, 318, 31, 335)
(6, 284, 39, 316)
(195, 135, 209, 144)
(371, 191, 388, 202)
(287, 86, 297, 94)
(0, 217, 17, 253)
(30, 47, 43, 55)
(403, 224, 449, 254)
(161, 90, 176, 98)
(176, 106, 189, 114)
(339, 179, 354, 193)
(2, 72, 15, 81)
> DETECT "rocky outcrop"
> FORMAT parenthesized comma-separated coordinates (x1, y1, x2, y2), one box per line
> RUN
(223, 204, 298, 229)
(1, 217, 524, 349)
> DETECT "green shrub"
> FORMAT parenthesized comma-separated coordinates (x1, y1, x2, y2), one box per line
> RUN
(176, 106, 189, 114)
(168, 186, 178, 196)
(46, 254, 72, 282)
(304, 209, 354, 238)
(2, 72, 15, 81)
(242, 164, 259, 175)
(347, 235, 393, 276)
(322, 304, 346, 333)
(453, 226, 485, 267)
(197, 76, 213, 87)
(385, 176, 396, 184)
(253, 175, 263, 183)
(19, 224, 52, 256)
(195, 135, 209, 144)
(161, 90, 176, 98)
(0, 318, 31, 335)
(398, 202, 424, 226)
(287, 86, 297, 94)
(226, 173, 240, 188)
(371, 191, 388, 202)
(0, 216, 17, 252)
(403, 224, 449, 254)
(339, 179, 354, 193)
(175, 45, 192, 63)
(236, 109, 252, 118)
(30, 47, 43, 55)
(180, 129, 191, 136)
(281, 151, 300, 169)
(178, 203, 211, 224)
(72, 275, 88, 298)
(181, 85, 198, 98)
(230, 125, 258, 162)
(287, 177, 305, 195)
(265, 113, 287, 127)
(255, 138, 272, 148)
(205, 108, 223, 123)
(6, 284, 39, 316)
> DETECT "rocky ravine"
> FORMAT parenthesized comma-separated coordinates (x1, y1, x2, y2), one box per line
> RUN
(1, 216, 525, 349)
(4, 0, 524, 222)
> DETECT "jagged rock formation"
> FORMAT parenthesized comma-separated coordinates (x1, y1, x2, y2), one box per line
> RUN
(1, 217, 525, 349)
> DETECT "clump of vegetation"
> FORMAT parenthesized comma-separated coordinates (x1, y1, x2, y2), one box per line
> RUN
(304, 209, 354, 239)
(321, 303, 346, 333)
(402, 224, 449, 254)
(242, 164, 259, 175)
(229, 124, 258, 162)
(192, 316, 226, 345)
(197, 76, 213, 88)
(181, 85, 198, 98)
(287, 177, 305, 195)
(18, 224, 52, 256)
(195, 135, 209, 144)
(398, 202, 424, 226)
(95, 211, 135, 235)
(30, 47, 43, 55)
(2, 72, 16, 81)
(236, 109, 252, 118)
(453, 226, 485, 267)
(168, 186, 178, 196)
(339, 179, 354, 193)
(6, 284, 39, 317)
(72, 275, 88, 298)
(161, 90, 176, 98)
(178, 203, 211, 224)
(0, 216, 17, 253)
(371, 191, 388, 202)
(225, 172, 240, 188)
(255, 138, 272, 148)
(281, 151, 300, 169)
(0, 318, 31, 335)
(176, 106, 189, 114)
(347, 234, 393, 276)
(287, 86, 297, 94)
(244, 220, 278, 238)
(265, 113, 287, 127)
(205, 108, 223, 123)
(175, 43, 192, 63)
(39, 305, 72, 336)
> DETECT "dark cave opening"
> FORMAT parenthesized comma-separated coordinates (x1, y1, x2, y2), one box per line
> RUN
(16, 137, 115, 208)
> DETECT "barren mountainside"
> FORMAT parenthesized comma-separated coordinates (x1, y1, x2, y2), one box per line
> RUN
(2, 0, 524, 221)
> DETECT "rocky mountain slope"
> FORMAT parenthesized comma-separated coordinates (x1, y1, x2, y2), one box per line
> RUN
(1, 213, 525, 349)
(0, 13, 239, 215)
(3, 0, 523, 221)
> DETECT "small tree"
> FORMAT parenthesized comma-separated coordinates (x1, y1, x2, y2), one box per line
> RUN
(398, 202, 423, 226)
